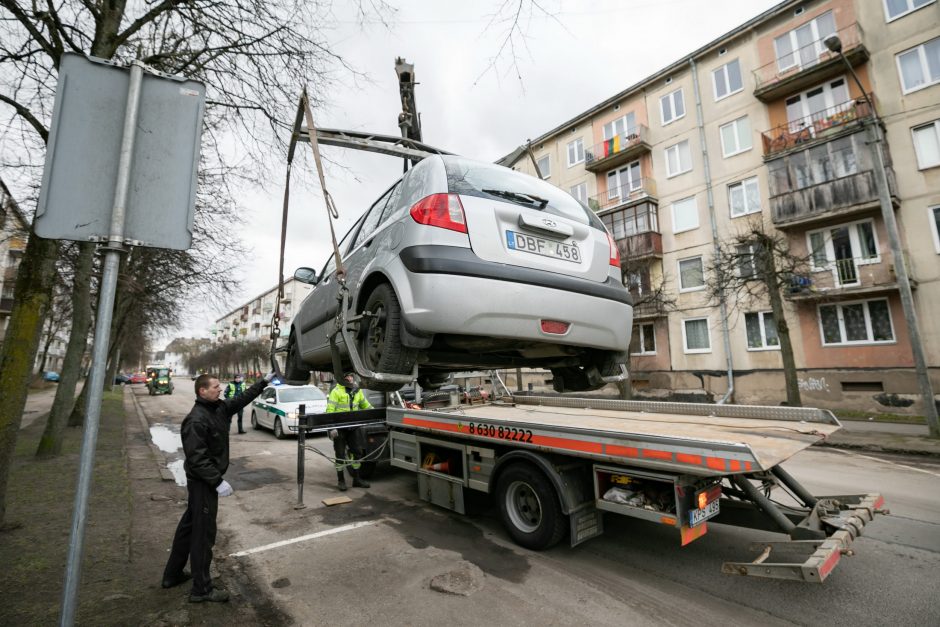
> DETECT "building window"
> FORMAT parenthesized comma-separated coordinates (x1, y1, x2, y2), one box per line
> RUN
(678, 256, 705, 291)
(601, 203, 658, 240)
(785, 78, 850, 133)
(570, 182, 588, 206)
(774, 10, 836, 73)
(660, 88, 685, 126)
(912, 120, 940, 169)
(713, 59, 743, 100)
(884, 0, 935, 21)
(818, 299, 895, 345)
(745, 312, 779, 350)
(735, 243, 760, 278)
(665, 139, 692, 177)
(768, 135, 859, 196)
(567, 138, 584, 166)
(606, 161, 641, 201)
(807, 219, 880, 286)
(603, 112, 637, 140)
(930, 206, 940, 253)
(683, 318, 711, 353)
(536, 154, 551, 179)
(631, 323, 656, 355)
(897, 37, 940, 93)
(728, 177, 761, 217)
(671, 196, 698, 233)
(719, 116, 752, 157)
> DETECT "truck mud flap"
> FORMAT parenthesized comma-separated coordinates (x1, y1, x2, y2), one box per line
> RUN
(722, 493, 885, 582)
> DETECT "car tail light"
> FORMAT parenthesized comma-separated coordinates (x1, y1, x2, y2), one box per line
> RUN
(410, 193, 467, 233)
(540, 319, 570, 335)
(607, 232, 620, 267)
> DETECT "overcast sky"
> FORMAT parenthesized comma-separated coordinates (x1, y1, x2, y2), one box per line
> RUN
(174, 0, 782, 344)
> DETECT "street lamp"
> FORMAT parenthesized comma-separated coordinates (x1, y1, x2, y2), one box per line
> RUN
(824, 34, 939, 437)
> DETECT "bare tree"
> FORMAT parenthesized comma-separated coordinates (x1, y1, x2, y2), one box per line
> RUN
(0, 0, 388, 526)
(705, 219, 812, 407)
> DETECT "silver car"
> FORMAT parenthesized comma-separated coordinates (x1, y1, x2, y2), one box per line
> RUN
(284, 155, 632, 392)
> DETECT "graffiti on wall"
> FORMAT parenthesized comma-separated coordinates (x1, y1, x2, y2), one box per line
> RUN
(798, 376, 831, 393)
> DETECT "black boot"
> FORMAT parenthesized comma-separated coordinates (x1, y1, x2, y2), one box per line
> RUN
(351, 468, 370, 488)
(336, 471, 347, 492)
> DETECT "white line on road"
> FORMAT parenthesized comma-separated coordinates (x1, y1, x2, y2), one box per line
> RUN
(229, 520, 379, 558)
(827, 448, 940, 478)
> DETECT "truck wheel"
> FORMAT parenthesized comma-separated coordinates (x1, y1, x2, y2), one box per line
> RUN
(285, 332, 311, 385)
(496, 464, 566, 550)
(358, 283, 417, 392)
(251, 410, 260, 430)
(274, 418, 286, 440)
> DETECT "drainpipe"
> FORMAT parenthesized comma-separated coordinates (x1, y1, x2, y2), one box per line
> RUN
(690, 58, 735, 404)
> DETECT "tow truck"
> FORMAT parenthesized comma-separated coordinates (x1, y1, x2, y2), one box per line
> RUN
(296, 380, 886, 584)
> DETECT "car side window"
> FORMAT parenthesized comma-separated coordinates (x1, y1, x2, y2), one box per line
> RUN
(353, 183, 399, 249)
(263, 389, 275, 401)
(320, 219, 359, 278)
(381, 182, 405, 223)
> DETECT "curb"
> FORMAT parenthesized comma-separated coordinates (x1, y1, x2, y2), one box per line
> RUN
(814, 440, 940, 458)
(126, 386, 177, 482)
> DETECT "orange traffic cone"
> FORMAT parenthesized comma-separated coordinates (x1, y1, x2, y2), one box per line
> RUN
(428, 460, 450, 473)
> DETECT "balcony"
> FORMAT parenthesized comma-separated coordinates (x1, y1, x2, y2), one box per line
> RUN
(0, 297, 13, 313)
(630, 292, 667, 320)
(589, 179, 657, 214)
(761, 97, 873, 158)
(3, 266, 17, 282)
(617, 231, 663, 261)
(786, 252, 911, 301)
(584, 126, 650, 172)
(753, 23, 869, 102)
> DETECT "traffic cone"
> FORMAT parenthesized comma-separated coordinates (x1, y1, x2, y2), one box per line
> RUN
(427, 460, 449, 473)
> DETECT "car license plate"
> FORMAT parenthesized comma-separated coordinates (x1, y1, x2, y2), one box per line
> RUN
(689, 498, 720, 527)
(506, 231, 581, 263)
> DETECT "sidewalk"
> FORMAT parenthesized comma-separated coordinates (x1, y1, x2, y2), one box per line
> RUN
(819, 418, 940, 457)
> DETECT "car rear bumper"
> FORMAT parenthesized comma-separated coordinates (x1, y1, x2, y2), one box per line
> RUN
(395, 247, 633, 351)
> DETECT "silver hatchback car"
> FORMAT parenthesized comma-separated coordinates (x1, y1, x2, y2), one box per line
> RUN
(284, 155, 633, 392)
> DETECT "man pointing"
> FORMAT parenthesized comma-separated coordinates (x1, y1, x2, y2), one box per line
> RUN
(162, 371, 272, 602)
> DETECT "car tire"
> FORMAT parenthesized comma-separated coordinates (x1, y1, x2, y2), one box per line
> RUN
(285, 331, 311, 385)
(495, 463, 566, 550)
(274, 418, 286, 440)
(417, 373, 450, 391)
(251, 410, 260, 430)
(358, 283, 418, 392)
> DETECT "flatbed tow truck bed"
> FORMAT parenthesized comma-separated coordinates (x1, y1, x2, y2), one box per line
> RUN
(310, 395, 886, 583)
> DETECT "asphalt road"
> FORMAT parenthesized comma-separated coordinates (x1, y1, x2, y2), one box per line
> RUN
(135, 383, 940, 626)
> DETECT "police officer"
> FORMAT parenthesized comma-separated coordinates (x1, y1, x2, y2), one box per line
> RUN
(326, 373, 373, 491)
(162, 371, 272, 603)
(224, 373, 247, 434)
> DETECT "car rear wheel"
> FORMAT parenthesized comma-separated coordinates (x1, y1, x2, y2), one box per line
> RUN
(274, 418, 286, 440)
(358, 283, 418, 392)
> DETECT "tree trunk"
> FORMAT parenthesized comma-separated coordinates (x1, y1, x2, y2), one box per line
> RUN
(37, 242, 95, 457)
(765, 262, 802, 407)
(0, 233, 59, 526)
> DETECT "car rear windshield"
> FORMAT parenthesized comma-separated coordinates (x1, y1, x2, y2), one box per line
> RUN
(443, 157, 604, 229)
(279, 387, 326, 403)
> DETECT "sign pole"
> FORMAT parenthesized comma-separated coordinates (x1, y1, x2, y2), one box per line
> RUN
(295, 403, 307, 509)
(59, 61, 143, 626)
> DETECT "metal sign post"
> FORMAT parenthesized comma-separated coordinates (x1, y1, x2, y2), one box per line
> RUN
(58, 61, 142, 627)
(295, 403, 307, 509)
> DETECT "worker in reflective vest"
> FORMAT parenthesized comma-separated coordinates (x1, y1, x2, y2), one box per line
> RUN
(326, 373, 373, 491)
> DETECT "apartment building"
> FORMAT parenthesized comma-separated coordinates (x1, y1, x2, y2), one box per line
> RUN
(501, 0, 940, 413)
(0, 179, 28, 344)
(213, 277, 314, 344)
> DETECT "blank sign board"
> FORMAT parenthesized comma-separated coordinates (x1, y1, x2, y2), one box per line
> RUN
(35, 53, 206, 250)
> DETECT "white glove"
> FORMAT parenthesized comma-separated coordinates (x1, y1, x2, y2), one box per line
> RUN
(216, 480, 234, 497)
(264, 371, 276, 382)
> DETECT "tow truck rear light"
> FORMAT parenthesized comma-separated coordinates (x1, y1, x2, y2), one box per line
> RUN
(607, 232, 620, 267)
(410, 193, 467, 233)
(698, 492, 708, 510)
(540, 320, 570, 335)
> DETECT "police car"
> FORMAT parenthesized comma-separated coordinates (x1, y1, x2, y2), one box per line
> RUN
(250, 383, 327, 439)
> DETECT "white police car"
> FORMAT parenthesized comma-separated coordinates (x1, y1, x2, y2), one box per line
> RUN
(250, 384, 327, 439)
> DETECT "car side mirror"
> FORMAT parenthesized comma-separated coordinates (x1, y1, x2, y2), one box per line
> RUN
(294, 267, 318, 285)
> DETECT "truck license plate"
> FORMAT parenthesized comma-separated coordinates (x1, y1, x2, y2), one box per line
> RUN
(689, 499, 720, 527)
(506, 231, 581, 263)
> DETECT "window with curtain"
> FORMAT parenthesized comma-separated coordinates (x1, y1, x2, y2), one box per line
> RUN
(678, 256, 705, 290)
(683, 318, 711, 352)
(745, 312, 779, 349)
(818, 299, 894, 344)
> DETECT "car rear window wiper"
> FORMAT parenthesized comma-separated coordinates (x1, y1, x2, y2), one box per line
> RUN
(482, 188, 549, 209)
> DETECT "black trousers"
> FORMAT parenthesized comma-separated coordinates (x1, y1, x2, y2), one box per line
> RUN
(332, 427, 365, 472)
(231, 409, 244, 433)
(163, 479, 218, 595)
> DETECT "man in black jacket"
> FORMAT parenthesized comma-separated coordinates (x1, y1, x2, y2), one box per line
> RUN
(161, 372, 271, 603)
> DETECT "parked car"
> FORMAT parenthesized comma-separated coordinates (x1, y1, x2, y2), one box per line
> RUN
(128, 372, 148, 384)
(42, 371, 60, 382)
(283, 155, 632, 392)
(250, 384, 328, 439)
(114, 373, 130, 385)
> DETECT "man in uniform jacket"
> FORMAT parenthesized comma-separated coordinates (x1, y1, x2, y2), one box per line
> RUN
(326, 373, 373, 491)
(161, 371, 272, 603)
(224, 373, 247, 434)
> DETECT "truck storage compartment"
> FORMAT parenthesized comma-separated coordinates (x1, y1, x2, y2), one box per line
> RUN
(413, 436, 467, 514)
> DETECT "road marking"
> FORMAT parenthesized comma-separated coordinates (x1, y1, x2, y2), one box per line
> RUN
(828, 448, 940, 478)
(229, 520, 379, 557)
